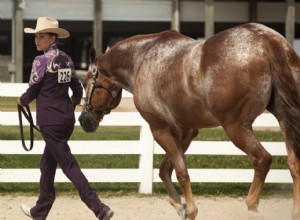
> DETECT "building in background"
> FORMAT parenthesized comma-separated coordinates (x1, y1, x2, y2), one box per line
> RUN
(0, 0, 299, 82)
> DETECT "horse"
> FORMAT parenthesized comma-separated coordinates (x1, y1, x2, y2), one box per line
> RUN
(79, 23, 300, 220)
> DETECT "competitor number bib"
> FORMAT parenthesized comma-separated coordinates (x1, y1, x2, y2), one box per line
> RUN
(58, 68, 72, 83)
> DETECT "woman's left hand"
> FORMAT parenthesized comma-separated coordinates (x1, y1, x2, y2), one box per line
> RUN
(17, 97, 24, 106)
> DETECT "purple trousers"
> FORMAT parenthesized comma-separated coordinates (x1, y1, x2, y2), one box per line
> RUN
(30, 125, 110, 220)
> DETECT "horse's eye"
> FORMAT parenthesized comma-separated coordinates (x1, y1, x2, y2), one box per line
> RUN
(92, 67, 98, 76)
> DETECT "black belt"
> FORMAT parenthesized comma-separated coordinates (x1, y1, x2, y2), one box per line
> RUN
(17, 104, 40, 151)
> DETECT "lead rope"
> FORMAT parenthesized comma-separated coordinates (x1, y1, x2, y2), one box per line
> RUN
(17, 104, 40, 151)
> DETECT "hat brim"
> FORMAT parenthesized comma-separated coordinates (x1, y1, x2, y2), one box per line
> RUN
(24, 27, 70, 39)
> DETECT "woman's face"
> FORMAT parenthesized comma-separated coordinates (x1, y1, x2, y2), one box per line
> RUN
(34, 33, 56, 51)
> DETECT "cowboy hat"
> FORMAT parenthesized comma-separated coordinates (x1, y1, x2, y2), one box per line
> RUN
(24, 17, 70, 38)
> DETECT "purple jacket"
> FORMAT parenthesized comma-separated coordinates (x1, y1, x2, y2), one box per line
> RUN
(20, 44, 83, 126)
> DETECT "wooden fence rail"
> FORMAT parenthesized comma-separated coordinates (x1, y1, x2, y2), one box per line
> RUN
(0, 83, 291, 194)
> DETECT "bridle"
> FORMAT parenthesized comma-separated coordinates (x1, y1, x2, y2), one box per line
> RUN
(83, 69, 120, 122)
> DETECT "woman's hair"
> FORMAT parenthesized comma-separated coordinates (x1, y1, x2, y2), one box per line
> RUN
(47, 32, 58, 38)
(46, 32, 66, 45)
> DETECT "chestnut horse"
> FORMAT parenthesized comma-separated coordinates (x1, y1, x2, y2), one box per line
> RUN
(79, 23, 300, 220)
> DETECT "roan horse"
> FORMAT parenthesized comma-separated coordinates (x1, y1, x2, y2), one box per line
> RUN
(79, 23, 300, 220)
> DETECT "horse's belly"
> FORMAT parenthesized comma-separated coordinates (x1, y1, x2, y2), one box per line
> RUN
(175, 108, 220, 129)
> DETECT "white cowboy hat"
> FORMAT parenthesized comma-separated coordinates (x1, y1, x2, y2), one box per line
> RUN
(24, 17, 70, 38)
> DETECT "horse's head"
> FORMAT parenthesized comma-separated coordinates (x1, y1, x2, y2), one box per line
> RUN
(79, 47, 122, 132)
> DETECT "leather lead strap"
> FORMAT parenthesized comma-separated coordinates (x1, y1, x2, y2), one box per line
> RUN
(18, 104, 40, 151)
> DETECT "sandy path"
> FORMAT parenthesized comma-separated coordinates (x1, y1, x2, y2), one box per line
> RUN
(0, 195, 293, 220)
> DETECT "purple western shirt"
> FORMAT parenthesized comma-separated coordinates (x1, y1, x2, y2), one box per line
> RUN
(20, 44, 83, 126)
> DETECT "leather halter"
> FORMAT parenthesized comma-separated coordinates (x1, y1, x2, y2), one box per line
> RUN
(84, 71, 118, 120)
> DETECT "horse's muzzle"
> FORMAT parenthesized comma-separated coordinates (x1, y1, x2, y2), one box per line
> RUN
(79, 111, 100, 132)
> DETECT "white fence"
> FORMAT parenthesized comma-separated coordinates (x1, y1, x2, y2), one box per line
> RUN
(0, 83, 291, 194)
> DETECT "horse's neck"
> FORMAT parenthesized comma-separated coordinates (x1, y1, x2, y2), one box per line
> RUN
(102, 52, 136, 93)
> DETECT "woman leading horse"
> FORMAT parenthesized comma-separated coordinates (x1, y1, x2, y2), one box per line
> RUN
(80, 23, 300, 220)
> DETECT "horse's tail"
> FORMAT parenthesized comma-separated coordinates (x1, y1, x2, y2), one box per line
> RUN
(268, 41, 300, 160)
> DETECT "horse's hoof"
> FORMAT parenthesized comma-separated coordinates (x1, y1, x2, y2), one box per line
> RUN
(292, 212, 300, 220)
(177, 203, 187, 220)
(248, 210, 264, 220)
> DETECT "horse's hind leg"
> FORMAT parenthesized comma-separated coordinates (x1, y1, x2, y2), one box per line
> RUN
(287, 146, 300, 220)
(279, 121, 300, 220)
(223, 123, 272, 220)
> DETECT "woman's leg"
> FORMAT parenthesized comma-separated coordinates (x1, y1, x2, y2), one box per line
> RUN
(30, 146, 57, 219)
(40, 125, 111, 219)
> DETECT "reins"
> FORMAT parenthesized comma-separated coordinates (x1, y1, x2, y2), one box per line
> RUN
(18, 104, 40, 151)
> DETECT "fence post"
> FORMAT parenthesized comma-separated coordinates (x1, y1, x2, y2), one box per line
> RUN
(138, 122, 154, 193)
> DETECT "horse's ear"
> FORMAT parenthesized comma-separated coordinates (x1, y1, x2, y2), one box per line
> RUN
(105, 46, 110, 53)
(89, 47, 97, 63)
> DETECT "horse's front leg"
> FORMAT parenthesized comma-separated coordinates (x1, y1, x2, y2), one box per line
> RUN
(153, 128, 198, 220)
(159, 155, 185, 216)
(174, 162, 197, 220)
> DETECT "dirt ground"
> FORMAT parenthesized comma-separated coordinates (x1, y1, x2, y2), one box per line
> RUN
(0, 195, 293, 220)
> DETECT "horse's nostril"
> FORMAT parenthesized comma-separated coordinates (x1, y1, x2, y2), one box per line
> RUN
(79, 112, 99, 133)
(78, 112, 85, 125)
